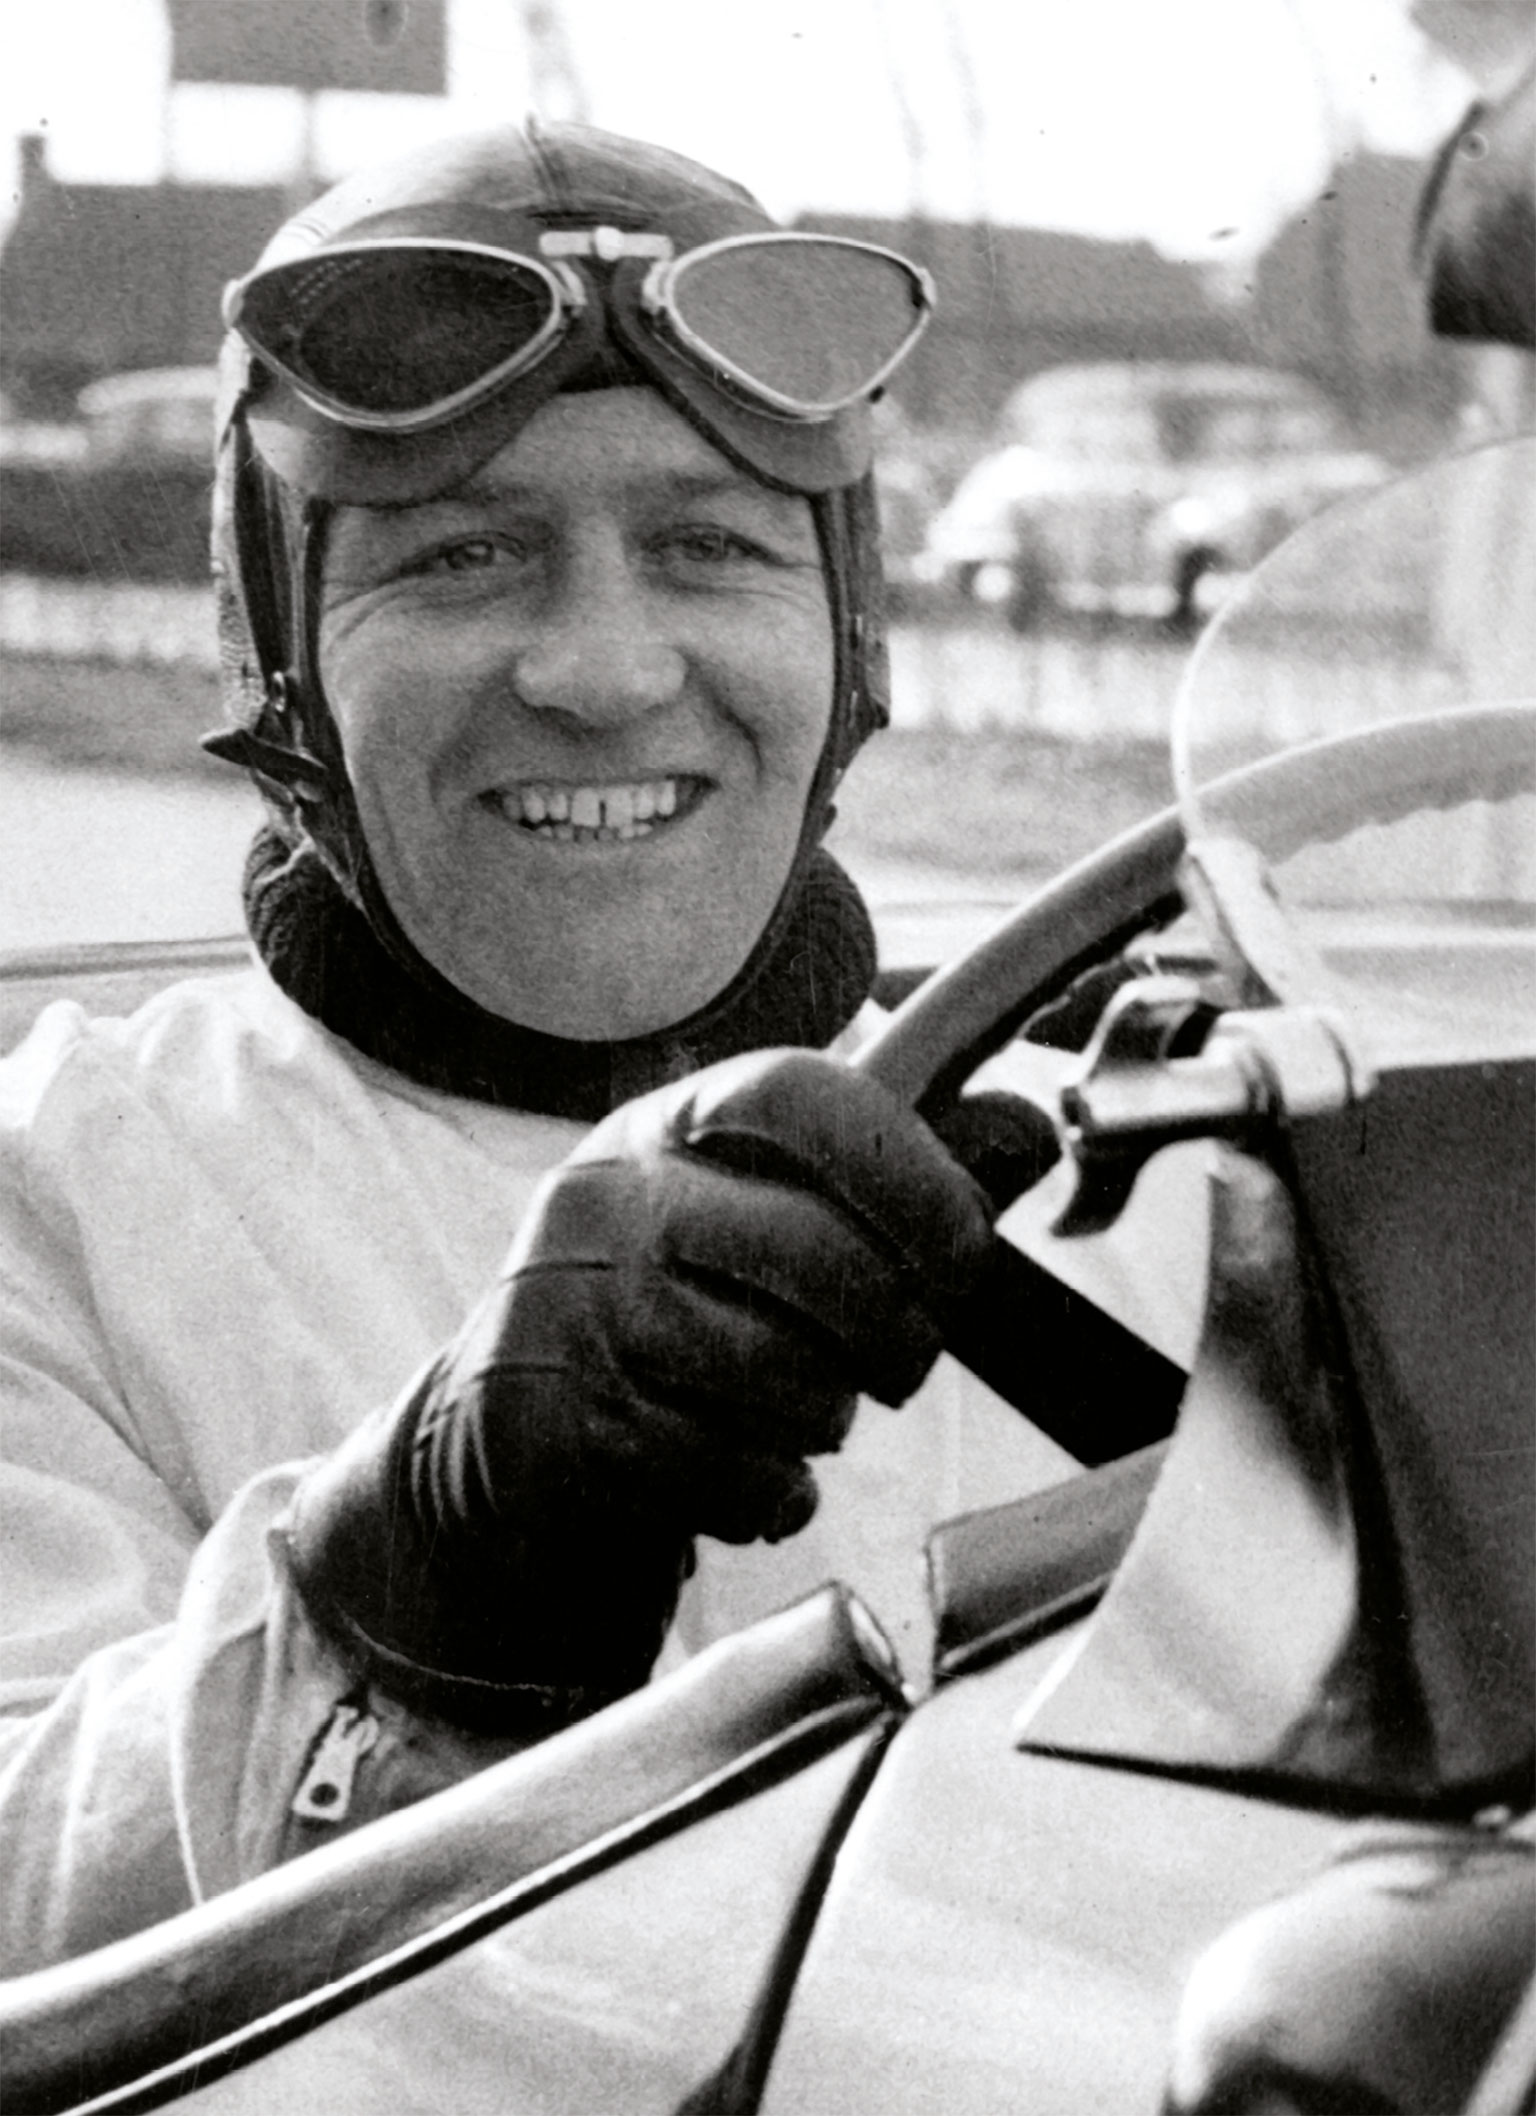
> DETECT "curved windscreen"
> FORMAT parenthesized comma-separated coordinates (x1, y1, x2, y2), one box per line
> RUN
(1171, 435, 1536, 1063)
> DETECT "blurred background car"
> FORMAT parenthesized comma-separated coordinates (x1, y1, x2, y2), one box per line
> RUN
(868, 398, 1000, 621)
(72, 365, 218, 468)
(0, 386, 87, 471)
(870, 399, 947, 618)
(0, 365, 216, 582)
(915, 361, 1388, 631)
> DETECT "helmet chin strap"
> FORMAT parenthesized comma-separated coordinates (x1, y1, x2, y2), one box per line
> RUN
(204, 421, 337, 814)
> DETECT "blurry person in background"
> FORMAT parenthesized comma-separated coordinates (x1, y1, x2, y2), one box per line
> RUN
(1417, 55, 1536, 711)
(1416, 49, 1535, 426)
(0, 119, 1077, 1973)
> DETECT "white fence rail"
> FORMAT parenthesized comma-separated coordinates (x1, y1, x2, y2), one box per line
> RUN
(1, 575, 1189, 737)
(0, 577, 219, 672)
(2, 575, 1467, 750)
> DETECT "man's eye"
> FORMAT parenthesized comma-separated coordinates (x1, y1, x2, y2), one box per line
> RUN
(397, 534, 533, 581)
(665, 525, 761, 564)
(421, 537, 503, 574)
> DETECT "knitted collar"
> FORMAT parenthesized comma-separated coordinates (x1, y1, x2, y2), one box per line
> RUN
(243, 824, 876, 1120)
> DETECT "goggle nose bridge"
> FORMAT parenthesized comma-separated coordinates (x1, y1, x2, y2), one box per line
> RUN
(539, 226, 675, 265)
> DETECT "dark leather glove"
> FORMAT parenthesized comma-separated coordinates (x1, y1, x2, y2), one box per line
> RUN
(284, 1049, 995, 1734)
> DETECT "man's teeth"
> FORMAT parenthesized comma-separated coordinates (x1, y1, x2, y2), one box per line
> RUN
(500, 778, 681, 840)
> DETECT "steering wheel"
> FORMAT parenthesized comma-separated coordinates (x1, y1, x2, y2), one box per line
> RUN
(860, 704, 1534, 1108)
(852, 705, 1535, 1461)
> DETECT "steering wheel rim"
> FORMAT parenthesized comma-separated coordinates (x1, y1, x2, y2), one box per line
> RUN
(856, 703, 1534, 1111)
(849, 704, 1533, 1456)
(854, 806, 1185, 1112)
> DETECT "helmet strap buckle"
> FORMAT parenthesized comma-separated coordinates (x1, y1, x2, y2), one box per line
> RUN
(201, 720, 331, 806)
(257, 669, 332, 805)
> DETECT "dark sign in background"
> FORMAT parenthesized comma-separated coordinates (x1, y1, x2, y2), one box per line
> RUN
(166, 0, 447, 95)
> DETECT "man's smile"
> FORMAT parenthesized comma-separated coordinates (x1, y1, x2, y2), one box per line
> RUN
(484, 774, 707, 844)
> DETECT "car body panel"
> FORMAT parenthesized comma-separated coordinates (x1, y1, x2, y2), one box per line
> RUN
(2, 1587, 903, 2112)
(143, 1732, 890, 2116)
(758, 1625, 1347, 2116)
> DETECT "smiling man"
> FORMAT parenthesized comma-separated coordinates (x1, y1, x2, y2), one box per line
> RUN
(314, 390, 836, 1038)
(0, 121, 1070, 1971)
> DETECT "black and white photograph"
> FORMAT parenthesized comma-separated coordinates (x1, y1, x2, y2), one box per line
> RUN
(1, 2, 1532, 2109)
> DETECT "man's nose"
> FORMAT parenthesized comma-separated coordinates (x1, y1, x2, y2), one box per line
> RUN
(511, 544, 686, 727)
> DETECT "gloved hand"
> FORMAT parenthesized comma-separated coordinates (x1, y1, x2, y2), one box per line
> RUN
(284, 1049, 996, 1735)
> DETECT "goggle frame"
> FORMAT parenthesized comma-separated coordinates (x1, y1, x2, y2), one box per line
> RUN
(224, 228, 935, 437)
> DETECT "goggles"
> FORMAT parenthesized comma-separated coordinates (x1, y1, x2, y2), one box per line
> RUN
(224, 227, 934, 437)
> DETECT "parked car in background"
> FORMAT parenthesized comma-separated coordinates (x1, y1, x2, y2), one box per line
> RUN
(72, 367, 219, 470)
(917, 361, 1386, 631)
(0, 367, 216, 582)
(0, 390, 87, 472)
(869, 399, 975, 617)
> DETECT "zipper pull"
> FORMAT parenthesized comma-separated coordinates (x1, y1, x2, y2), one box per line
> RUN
(292, 1700, 379, 1824)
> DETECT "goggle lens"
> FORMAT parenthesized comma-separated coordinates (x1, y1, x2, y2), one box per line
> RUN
(664, 240, 930, 413)
(232, 248, 560, 419)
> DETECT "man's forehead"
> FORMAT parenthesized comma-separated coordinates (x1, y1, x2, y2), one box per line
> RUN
(472, 388, 754, 478)
(383, 389, 805, 514)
